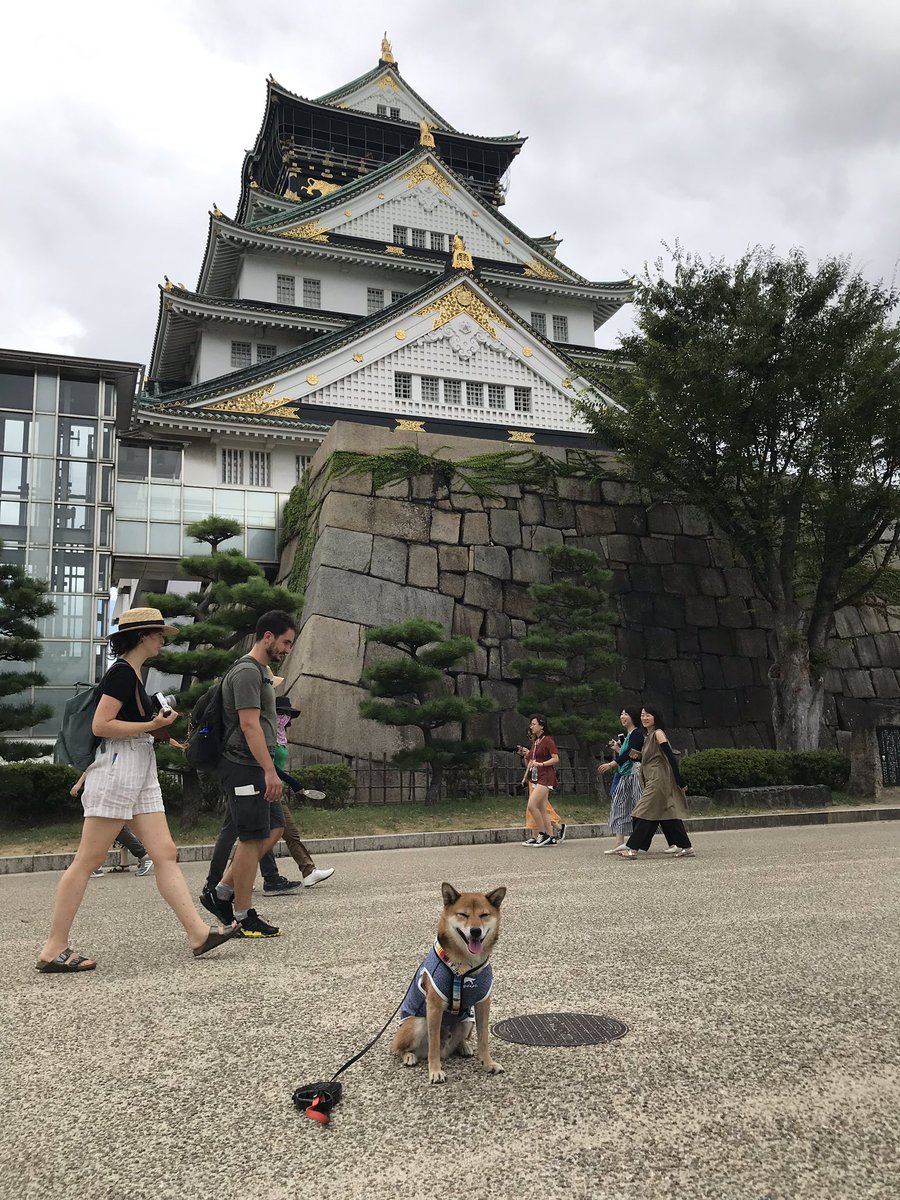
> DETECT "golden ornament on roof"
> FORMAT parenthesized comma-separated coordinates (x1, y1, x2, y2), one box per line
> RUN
(395, 419, 425, 433)
(419, 120, 435, 148)
(451, 234, 474, 271)
(417, 283, 509, 338)
(380, 34, 395, 63)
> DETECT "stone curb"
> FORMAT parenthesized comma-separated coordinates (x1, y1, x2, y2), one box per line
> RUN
(1, 804, 898, 876)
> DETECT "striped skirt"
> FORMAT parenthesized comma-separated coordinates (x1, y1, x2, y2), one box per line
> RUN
(609, 771, 640, 835)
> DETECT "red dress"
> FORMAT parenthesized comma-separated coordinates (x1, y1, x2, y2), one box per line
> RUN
(526, 736, 558, 788)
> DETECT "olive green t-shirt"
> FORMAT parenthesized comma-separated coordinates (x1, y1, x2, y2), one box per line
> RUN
(220, 657, 277, 765)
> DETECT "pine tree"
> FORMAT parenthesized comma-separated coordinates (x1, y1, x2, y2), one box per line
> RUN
(359, 617, 496, 805)
(143, 516, 303, 828)
(0, 541, 56, 740)
(509, 545, 619, 797)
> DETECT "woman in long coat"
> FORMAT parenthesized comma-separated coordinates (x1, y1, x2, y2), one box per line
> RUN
(612, 705, 694, 858)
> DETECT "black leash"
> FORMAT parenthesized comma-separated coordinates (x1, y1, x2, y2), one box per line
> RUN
(291, 959, 423, 1125)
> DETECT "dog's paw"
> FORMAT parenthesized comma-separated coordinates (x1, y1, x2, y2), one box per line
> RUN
(428, 1069, 447, 1084)
(456, 1039, 475, 1058)
(482, 1059, 505, 1075)
(402, 1053, 418, 1067)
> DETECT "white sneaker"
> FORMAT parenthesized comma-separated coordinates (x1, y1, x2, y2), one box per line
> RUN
(604, 844, 627, 855)
(302, 867, 335, 887)
(136, 857, 154, 877)
(663, 846, 681, 854)
(90, 868, 105, 879)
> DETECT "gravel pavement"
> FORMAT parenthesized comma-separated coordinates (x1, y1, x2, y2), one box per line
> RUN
(2, 823, 898, 1200)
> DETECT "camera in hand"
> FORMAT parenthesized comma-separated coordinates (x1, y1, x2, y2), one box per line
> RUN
(154, 692, 176, 717)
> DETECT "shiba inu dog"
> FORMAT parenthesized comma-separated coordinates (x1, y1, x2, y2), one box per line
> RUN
(390, 882, 506, 1084)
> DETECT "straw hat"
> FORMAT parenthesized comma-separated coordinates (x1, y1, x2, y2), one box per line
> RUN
(110, 607, 178, 637)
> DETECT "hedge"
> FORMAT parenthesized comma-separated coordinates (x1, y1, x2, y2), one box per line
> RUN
(0, 740, 55, 762)
(680, 749, 850, 795)
(289, 763, 355, 809)
(0, 762, 82, 825)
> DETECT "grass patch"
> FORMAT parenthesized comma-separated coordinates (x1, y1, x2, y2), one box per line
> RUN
(0, 790, 872, 857)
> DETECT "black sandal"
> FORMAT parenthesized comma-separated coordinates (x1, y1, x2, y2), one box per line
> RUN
(192, 924, 239, 958)
(36, 947, 97, 973)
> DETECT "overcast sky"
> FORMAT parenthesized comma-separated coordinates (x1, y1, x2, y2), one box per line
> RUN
(2, 0, 898, 368)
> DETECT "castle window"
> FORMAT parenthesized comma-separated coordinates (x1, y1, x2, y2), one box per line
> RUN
(277, 274, 295, 304)
(421, 376, 439, 404)
(221, 448, 244, 485)
(302, 278, 321, 308)
(552, 315, 569, 342)
(231, 342, 251, 369)
(390, 107, 401, 120)
(410, 228, 426, 249)
(391, 290, 407, 304)
(296, 454, 311, 482)
(256, 344, 277, 362)
(488, 384, 505, 411)
(394, 372, 412, 400)
(514, 386, 532, 413)
(392, 225, 408, 245)
(466, 382, 484, 408)
(367, 288, 385, 314)
(247, 450, 271, 488)
(530, 312, 547, 336)
(443, 378, 461, 405)
(377, 104, 387, 117)
(429, 231, 446, 252)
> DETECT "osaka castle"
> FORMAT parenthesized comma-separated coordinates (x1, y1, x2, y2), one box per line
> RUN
(136, 39, 631, 501)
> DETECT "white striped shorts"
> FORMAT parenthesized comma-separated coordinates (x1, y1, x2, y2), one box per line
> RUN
(81, 734, 165, 821)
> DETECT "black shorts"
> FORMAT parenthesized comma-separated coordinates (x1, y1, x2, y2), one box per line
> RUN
(218, 759, 284, 842)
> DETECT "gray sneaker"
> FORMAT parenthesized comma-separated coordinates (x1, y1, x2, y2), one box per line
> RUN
(136, 857, 154, 877)
(90, 867, 105, 879)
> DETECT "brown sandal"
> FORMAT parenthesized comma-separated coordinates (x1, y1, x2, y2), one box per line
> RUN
(192, 924, 239, 958)
(36, 947, 97, 973)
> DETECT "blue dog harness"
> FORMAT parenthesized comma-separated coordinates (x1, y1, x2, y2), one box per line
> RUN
(399, 941, 493, 1025)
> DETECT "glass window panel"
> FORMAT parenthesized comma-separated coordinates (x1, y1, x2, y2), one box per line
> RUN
(100, 464, 113, 504)
(35, 373, 57, 412)
(215, 489, 245, 519)
(59, 377, 98, 416)
(246, 491, 276, 523)
(40, 594, 93, 640)
(149, 523, 182, 555)
(0, 414, 30, 454)
(1, 500, 27, 541)
(29, 457, 54, 501)
(0, 369, 34, 411)
(149, 484, 181, 520)
(246, 527, 277, 561)
(118, 444, 150, 480)
(114, 520, 146, 553)
(531, 312, 547, 336)
(29, 501, 51, 544)
(98, 509, 112, 548)
(97, 553, 111, 592)
(51, 549, 93, 593)
(34, 413, 56, 456)
(54, 504, 94, 544)
(1, 457, 28, 497)
(116, 482, 148, 519)
(552, 314, 569, 342)
(103, 381, 116, 418)
(182, 487, 214, 522)
(58, 418, 97, 460)
(100, 425, 114, 461)
(40, 643, 95, 686)
(27, 546, 51, 578)
(56, 460, 96, 503)
(28, 689, 74, 738)
(151, 446, 182, 481)
(2, 547, 26, 566)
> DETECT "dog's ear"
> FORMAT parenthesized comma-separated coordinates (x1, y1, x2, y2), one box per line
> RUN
(486, 886, 507, 909)
(441, 882, 460, 907)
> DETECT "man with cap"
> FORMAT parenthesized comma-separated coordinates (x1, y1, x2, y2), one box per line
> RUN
(258, 694, 335, 892)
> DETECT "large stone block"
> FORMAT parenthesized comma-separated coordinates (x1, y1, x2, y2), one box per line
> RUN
(473, 545, 512, 580)
(308, 526, 373, 575)
(518, 493, 544, 525)
(464, 573, 503, 610)
(716, 596, 752, 629)
(482, 678, 518, 708)
(628, 563, 663, 593)
(708, 540, 735, 569)
(318, 491, 374, 535)
(448, 490, 485, 512)
(601, 479, 641, 504)
(438, 545, 469, 572)
(287, 614, 365, 685)
(619, 592, 655, 625)
(412, 474, 450, 502)
(370, 536, 407, 583)
(511, 548, 551, 584)
(369, 497, 430, 542)
(577, 506, 617, 536)
(695, 567, 729, 598)
(375, 479, 410, 500)
(653, 593, 686, 629)
(723, 567, 756, 597)
(645, 627, 678, 660)
(556, 477, 601, 503)
(452, 604, 484, 639)
(462, 512, 490, 544)
(485, 610, 512, 639)
(734, 628, 770, 659)
(874, 633, 900, 668)
(543, 499, 576, 529)
(431, 509, 461, 544)
(408, 544, 438, 589)
(613, 506, 648, 535)
(439, 572, 465, 598)
(681, 506, 711, 536)
(529, 525, 564, 550)
(296, 675, 413, 759)
(721, 656, 755, 688)
(662, 564, 699, 595)
(699, 627, 735, 656)
(674, 536, 710, 566)
(304, 565, 454, 630)
(642, 536, 675, 565)
(489, 508, 522, 547)
(504, 583, 535, 621)
(853, 637, 881, 669)
(606, 534, 643, 564)
(684, 594, 719, 628)
(647, 504, 681, 534)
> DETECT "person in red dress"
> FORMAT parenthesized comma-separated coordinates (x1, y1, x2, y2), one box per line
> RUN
(520, 714, 561, 848)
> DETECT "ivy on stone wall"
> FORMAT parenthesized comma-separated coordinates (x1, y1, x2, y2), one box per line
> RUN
(282, 473, 321, 595)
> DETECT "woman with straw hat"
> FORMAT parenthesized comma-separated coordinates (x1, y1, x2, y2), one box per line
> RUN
(36, 608, 238, 973)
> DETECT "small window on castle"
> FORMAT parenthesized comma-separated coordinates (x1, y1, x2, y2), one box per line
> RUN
(231, 342, 251, 369)
(302, 278, 321, 309)
(247, 450, 271, 488)
(466, 382, 484, 408)
(391, 290, 407, 304)
(390, 107, 401, 120)
(222, 448, 244, 485)
(367, 288, 385, 314)
(256, 344, 277, 362)
(429, 231, 446, 252)
(443, 378, 461, 405)
(421, 377, 439, 404)
(514, 386, 532, 413)
(377, 104, 387, 117)
(552, 315, 569, 342)
(394, 372, 412, 400)
(296, 454, 311, 482)
(488, 384, 505, 411)
(410, 228, 426, 249)
(393, 225, 408, 245)
(530, 312, 547, 336)
(277, 274, 295, 304)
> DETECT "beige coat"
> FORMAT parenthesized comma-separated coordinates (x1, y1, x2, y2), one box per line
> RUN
(632, 729, 687, 821)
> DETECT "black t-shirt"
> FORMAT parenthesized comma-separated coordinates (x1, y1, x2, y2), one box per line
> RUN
(99, 660, 152, 724)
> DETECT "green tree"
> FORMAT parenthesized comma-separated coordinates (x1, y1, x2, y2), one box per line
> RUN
(509, 545, 619, 797)
(578, 245, 900, 750)
(359, 617, 496, 805)
(0, 542, 56, 739)
(144, 516, 303, 828)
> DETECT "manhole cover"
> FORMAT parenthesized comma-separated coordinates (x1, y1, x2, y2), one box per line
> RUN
(492, 1012, 628, 1047)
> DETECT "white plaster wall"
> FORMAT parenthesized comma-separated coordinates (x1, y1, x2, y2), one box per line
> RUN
(234, 253, 431, 317)
(338, 84, 430, 125)
(504, 297, 595, 345)
(335, 192, 519, 263)
(195, 325, 308, 384)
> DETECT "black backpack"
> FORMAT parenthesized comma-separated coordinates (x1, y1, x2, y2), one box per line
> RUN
(183, 660, 264, 772)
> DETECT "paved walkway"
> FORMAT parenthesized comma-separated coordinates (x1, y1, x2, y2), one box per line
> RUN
(2, 824, 898, 1200)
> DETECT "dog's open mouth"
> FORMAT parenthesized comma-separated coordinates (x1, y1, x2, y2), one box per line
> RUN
(465, 935, 484, 955)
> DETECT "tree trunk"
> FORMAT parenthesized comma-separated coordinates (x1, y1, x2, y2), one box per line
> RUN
(426, 763, 443, 806)
(576, 737, 602, 799)
(179, 770, 204, 832)
(768, 620, 825, 750)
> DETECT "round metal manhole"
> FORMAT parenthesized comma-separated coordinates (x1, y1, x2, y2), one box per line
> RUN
(492, 1012, 628, 1047)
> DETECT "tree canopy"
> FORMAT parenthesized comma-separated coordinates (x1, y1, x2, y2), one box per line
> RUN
(0, 543, 55, 737)
(578, 245, 900, 749)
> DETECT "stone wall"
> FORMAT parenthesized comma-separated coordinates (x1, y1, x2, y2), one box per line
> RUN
(277, 421, 900, 762)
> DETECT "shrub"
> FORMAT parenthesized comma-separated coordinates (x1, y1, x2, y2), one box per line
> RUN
(681, 749, 849, 795)
(0, 740, 55, 762)
(290, 763, 354, 809)
(0, 762, 82, 825)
